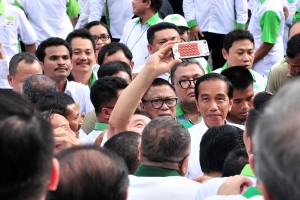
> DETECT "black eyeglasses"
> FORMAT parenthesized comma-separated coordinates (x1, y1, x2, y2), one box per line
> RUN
(173, 78, 200, 89)
(142, 98, 178, 109)
(93, 34, 110, 42)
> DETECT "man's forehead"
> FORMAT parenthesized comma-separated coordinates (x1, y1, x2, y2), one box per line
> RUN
(198, 79, 228, 94)
(175, 64, 203, 77)
(45, 45, 70, 55)
(154, 29, 180, 39)
(231, 39, 254, 49)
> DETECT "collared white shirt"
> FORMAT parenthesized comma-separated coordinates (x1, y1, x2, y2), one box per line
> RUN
(0, 2, 36, 59)
(248, 0, 284, 77)
(120, 14, 162, 68)
(64, 80, 94, 115)
(88, 0, 133, 39)
(128, 175, 201, 200)
(187, 120, 244, 179)
(15, 0, 78, 45)
(183, 0, 248, 34)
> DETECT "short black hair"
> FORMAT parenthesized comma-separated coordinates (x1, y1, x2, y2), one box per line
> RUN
(47, 146, 129, 200)
(195, 73, 233, 100)
(90, 76, 128, 116)
(170, 59, 204, 84)
(200, 125, 245, 174)
(221, 66, 254, 90)
(286, 33, 300, 58)
(36, 37, 72, 62)
(141, 118, 190, 163)
(22, 74, 58, 104)
(98, 42, 132, 65)
(223, 29, 254, 52)
(222, 148, 249, 177)
(104, 131, 141, 174)
(36, 92, 75, 117)
(84, 21, 112, 41)
(142, 0, 163, 12)
(245, 109, 260, 138)
(97, 61, 132, 80)
(147, 22, 180, 45)
(143, 78, 176, 98)
(253, 91, 273, 112)
(66, 28, 96, 53)
(0, 89, 54, 199)
(9, 52, 41, 76)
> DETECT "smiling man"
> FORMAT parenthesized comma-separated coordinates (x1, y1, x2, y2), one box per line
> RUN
(66, 29, 98, 88)
(187, 73, 237, 179)
(36, 37, 94, 115)
(170, 60, 205, 128)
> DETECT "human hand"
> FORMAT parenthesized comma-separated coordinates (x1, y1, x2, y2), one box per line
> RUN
(189, 26, 204, 40)
(0, 42, 5, 59)
(217, 175, 253, 195)
(283, 6, 289, 20)
(144, 41, 181, 76)
(53, 127, 81, 154)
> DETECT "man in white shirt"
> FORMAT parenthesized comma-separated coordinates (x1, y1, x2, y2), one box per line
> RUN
(120, 0, 163, 68)
(88, 0, 133, 41)
(36, 37, 94, 115)
(187, 73, 238, 179)
(14, 0, 80, 45)
(183, 0, 248, 70)
(0, 0, 36, 59)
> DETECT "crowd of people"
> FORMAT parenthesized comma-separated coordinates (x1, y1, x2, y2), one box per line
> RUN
(1, 0, 300, 199)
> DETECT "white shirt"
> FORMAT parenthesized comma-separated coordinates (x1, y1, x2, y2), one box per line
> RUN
(128, 175, 201, 200)
(0, 59, 11, 89)
(88, 0, 133, 39)
(64, 80, 94, 115)
(75, 0, 90, 29)
(0, 2, 36, 59)
(120, 14, 162, 68)
(80, 129, 102, 145)
(187, 120, 244, 179)
(195, 177, 228, 200)
(204, 195, 263, 200)
(183, 0, 248, 34)
(15, 0, 78, 45)
(248, 0, 284, 77)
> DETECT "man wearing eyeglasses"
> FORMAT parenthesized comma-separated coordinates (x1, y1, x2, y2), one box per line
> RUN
(170, 60, 205, 128)
(140, 78, 177, 119)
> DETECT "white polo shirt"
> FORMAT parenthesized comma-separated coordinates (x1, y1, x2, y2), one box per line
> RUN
(64, 80, 94, 115)
(187, 120, 244, 179)
(248, 0, 284, 77)
(128, 175, 201, 200)
(88, 0, 133, 39)
(0, 1, 36, 59)
(15, 0, 80, 45)
(183, 0, 248, 33)
(120, 13, 162, 68)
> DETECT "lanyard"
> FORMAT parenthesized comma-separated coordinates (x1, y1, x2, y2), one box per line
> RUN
(125, 21, 150, 51)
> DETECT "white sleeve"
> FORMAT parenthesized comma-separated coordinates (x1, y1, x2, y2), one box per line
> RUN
(0, 59, 11, 89)
(183, 0, 196, 24)
(88, 0, 105, 22)
(16, 7, 37, 45)
(235, 0, 248, 24)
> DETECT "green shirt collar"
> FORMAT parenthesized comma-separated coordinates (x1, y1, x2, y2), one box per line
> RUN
(242, 186, 262, 198)
(0, 0, 4, 15)
(221, 62, 257, 82)
(138, 13, 160, 25)
(240, 164, 255, 177)
(94, 122, 108, 131)
(134, 165, 181, 177)
(88, 71, 97, 88)
(260, 0, 266, 4)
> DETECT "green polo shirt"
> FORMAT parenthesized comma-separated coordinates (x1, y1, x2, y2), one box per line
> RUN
(94, 122, 108, 131)
(134, 165, 181, 177)
(175, 104, 201, 129)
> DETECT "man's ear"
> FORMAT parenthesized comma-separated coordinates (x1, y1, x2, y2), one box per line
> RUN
(145, 0, 152, 9)
(101, 108, 111, 121)
(179, 155, 189, 176)
(222, 48, 229, 60)
(48, 158, 60, 191)
(130, 61, 134, 69)
(7, 74, 13, 86)
(228, 99, 233, 112)
(195, 98, 200, 112)
(147, 44, 153, 54)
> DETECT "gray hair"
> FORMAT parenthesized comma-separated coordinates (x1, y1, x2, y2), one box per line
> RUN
(254, 78, 300, 200)
(22, 74, 58, 104)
